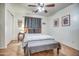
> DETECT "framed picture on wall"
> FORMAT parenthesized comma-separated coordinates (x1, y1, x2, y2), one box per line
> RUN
(18, 20, 22, 27)
(62, 15, 70, 26)
(54, 18, 59, 27)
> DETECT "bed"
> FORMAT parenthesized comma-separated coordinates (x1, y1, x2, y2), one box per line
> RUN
(22, 34, 61, 56)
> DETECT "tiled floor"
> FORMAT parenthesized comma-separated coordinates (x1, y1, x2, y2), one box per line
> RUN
(0, 40, 64, 56)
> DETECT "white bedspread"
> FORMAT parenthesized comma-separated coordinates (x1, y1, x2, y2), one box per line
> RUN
(22, 34, 55, 47)
(23, 34, 53, 42)
(28, 39, 57, 47)
(22, 34, 59, 53)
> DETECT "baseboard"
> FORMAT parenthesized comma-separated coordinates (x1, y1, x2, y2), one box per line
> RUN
(60, 43, 79, 56)
(0, 47, 6, 49)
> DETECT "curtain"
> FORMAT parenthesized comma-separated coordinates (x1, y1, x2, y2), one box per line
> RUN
(25, 17, 41, 33)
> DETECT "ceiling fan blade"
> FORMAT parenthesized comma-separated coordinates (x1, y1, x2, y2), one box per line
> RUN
(44, 10, 48, 13)
(37, 3, 44, 6)
(46, 4, 55, 7)
(33, 9, 38, 13)
(28, 5, 36, 7)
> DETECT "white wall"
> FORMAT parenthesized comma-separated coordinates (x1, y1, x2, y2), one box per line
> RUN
(47, 4, 79, 50)
(0, 3, 19, 48)
(0, 4, 5, 48)
(41, 17, 48, 34)
(5, 10, 14, 47)
(4, 4, 19, 48)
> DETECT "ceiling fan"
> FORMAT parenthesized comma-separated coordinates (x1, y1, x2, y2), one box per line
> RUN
(28, 3, 55, 13)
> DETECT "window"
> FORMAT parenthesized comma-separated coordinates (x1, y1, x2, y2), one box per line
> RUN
(25, 17, 41, 33)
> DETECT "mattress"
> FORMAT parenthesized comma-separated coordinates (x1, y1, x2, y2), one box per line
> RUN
(28, 39, 57, 47)
(22, 34, 60, 54)
(23, 34, 54, 42)
(22, 34, 55, 47)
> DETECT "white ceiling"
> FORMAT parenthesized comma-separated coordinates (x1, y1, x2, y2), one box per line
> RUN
(9, 3, 72, 16)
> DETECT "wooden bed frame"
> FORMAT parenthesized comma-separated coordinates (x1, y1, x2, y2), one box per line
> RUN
(23, 42, 61, 56)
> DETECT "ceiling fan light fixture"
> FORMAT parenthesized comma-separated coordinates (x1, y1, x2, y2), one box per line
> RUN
(37, 6, 45, 12)
(42, 7, 45, 11)
(37, 7, 42, 12)
(28, 3, 55, 13)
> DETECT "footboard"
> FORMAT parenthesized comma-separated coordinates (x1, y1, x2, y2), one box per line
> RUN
(23, 41, 61, 56)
